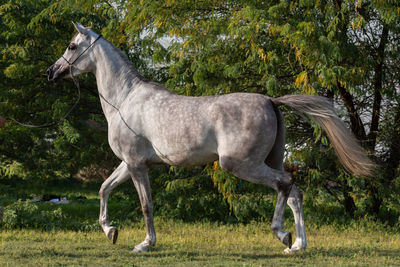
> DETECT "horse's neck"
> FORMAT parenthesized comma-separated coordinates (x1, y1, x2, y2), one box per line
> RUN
(94, 42, 142, 120)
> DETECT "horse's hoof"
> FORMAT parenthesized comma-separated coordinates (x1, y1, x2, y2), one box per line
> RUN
(283, 247, 291, 254)
(283, 245, 304, 254)
(283, 247, 295, 254)
(132, 242, 149, 253)
(282, 231, 292, 248)
(107, 227, 118, 244)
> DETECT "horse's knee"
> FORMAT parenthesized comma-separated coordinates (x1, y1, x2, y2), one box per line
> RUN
(99, 186, 105, 199)
(99, 184, 109, 199)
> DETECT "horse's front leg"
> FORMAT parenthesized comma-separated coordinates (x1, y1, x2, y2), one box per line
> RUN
(99, 161, 130, 243)
(128, 164, 156, 253)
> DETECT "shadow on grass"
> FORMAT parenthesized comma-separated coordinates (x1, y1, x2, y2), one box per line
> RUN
(1, 247, 121, 261)
(113, 244, 400, 261)
(304, 246, 400, 258)
(115, 244, 291, 260)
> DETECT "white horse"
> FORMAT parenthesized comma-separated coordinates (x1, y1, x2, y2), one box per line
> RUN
(47, 23, 374, 253)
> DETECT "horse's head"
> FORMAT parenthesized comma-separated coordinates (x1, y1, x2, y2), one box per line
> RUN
(47, 22, 100, 82)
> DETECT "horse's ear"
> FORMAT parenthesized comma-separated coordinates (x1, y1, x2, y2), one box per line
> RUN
(72, 22, 88, 35)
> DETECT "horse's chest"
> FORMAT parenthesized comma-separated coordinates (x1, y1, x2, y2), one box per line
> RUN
(107, 116, 151, 161)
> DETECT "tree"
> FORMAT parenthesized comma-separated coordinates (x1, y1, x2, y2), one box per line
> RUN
(113, 0, 400, 218)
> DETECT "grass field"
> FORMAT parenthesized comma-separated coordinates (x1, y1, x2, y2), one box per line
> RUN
(1, 219, 399, 266)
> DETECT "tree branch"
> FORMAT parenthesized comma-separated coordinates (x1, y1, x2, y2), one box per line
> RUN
(367, 24, 388, 150)
(337, 82, 367, 143)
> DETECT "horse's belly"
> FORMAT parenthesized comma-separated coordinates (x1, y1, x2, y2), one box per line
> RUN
(150, 133, 218, 166)
(156, 148, 218, 166)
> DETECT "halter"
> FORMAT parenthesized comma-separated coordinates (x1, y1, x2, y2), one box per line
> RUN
(62, 34, 102, 66)
(7, 35, 102, 128)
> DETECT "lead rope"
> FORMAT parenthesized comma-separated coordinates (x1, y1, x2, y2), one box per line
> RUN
(3, 36, 103, 128)
(5, 65, 81, 129)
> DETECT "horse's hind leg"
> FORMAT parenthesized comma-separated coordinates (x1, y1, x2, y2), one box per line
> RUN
(285, 185, 307, 253)
(219, 158, 293, 248)
(266, 107, 307, 253)
(99, 161, 131, 244)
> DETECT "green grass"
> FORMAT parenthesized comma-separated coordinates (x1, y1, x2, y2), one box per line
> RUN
(1, 219, 399, 266)
(1, 177, 399, 266)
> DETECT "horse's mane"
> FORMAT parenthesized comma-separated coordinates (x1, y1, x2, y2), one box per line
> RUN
(101, 36, 145, 80)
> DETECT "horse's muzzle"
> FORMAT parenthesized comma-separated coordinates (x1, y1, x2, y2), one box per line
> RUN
(47, 65, 55, 81)
(47, 64, 67, 82)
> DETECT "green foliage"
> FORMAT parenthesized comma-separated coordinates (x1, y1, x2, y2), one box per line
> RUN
(150, 167, 231, 222)
(0, 160, 26, 179)
(1, 199, 64, 229)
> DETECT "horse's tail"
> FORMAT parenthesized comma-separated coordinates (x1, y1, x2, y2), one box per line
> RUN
(271, 95, 375, 177)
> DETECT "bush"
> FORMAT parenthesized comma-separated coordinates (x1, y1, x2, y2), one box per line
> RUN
(1, 200, 64, 229)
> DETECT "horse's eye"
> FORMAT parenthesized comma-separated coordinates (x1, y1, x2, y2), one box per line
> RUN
(68, 43, 77, 50)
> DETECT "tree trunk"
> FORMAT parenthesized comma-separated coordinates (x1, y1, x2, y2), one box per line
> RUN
(367, 25, 388, 151)
(364, 25, 389, 216)
(343, 186, 357, 218)
(337, 83, 367, 143)
(387, 105, 400, 177)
